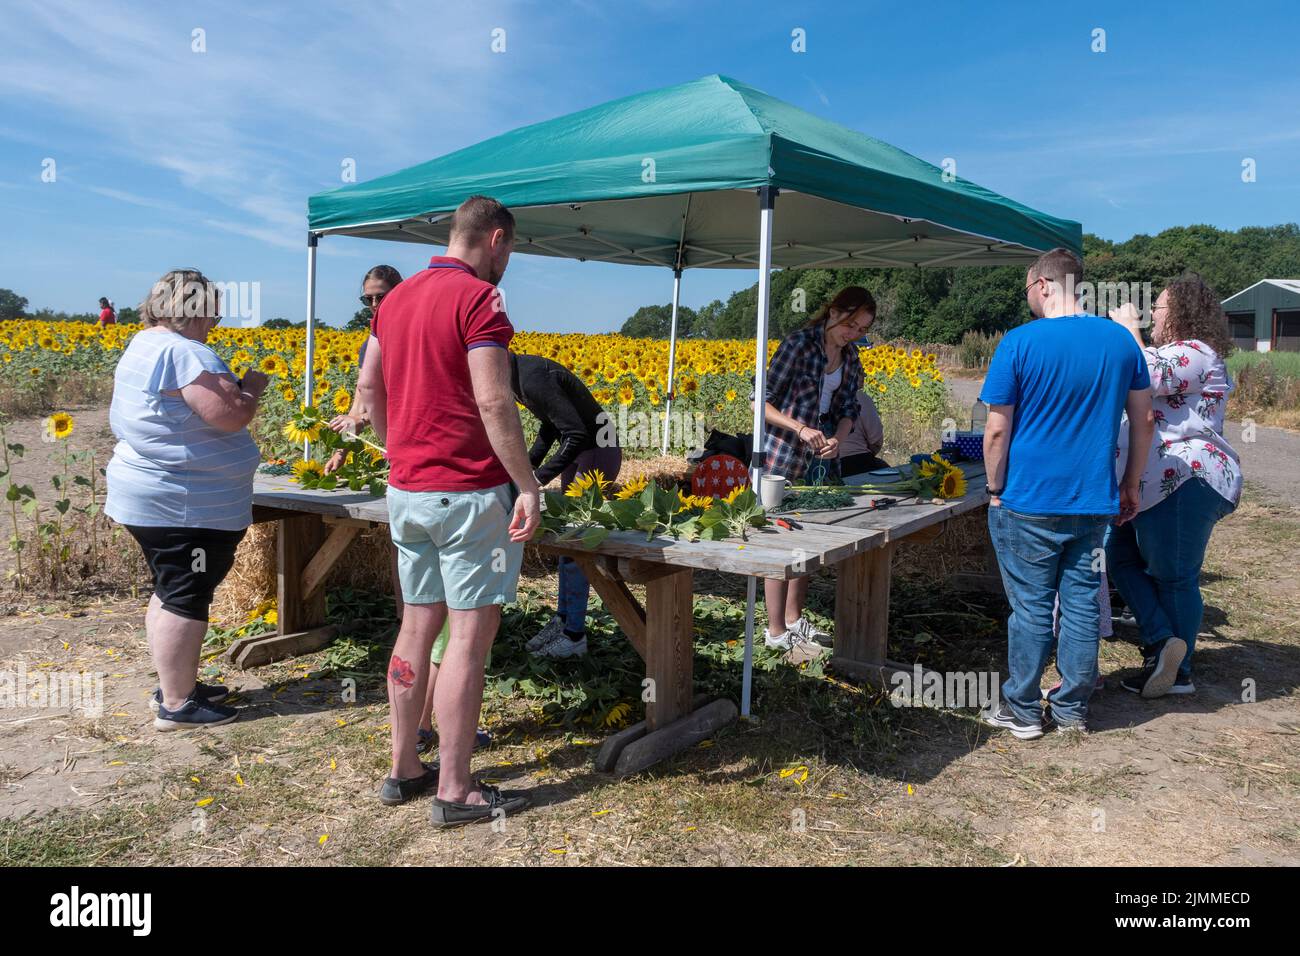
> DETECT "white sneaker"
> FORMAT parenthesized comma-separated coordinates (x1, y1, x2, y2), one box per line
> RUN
(786, 631, 828, 663)
(763, 628, 793, 650)
(789, 616, 832, 647)
(536, 633, 588, 659)
(526, 615, 567, 653)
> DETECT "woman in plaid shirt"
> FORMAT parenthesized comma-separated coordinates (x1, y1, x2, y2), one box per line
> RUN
(760, 286, 876, 657)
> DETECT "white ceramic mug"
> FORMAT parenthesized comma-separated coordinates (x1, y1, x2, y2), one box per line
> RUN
(759, 474, 791, 510)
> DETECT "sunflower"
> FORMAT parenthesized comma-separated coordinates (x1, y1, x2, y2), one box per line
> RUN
(259, 354, 288, 376)
(939, 468, 967, 499)
(291, 459, 324, 482)
(332, 388, 352, 414)
(617, 384, 635, 406)
(564, 470, 610, 499)
(281, 387, 296, 403)
(721, 484, 747, 505)
(283, 419, 322, 444)
(725, 388, 737, 402)
(614, 475, 648, 499)
(45, 412, 74, 440)
(675, 491, 713, 513)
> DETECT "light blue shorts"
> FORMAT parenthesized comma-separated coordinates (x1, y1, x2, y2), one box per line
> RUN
(386, 484, 523, 610)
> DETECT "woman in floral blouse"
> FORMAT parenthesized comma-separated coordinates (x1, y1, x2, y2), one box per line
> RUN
(759, 286, 874, 657)
(1108, 273, 1242, 698)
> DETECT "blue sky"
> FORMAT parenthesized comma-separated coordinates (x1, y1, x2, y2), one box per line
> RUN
(2, 0, 1297, 332)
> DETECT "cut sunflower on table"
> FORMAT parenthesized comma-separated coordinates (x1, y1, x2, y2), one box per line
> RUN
(852, 453, 968, 502)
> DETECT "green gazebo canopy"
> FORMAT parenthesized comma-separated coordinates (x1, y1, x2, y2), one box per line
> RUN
(308, 74, 1080, 269)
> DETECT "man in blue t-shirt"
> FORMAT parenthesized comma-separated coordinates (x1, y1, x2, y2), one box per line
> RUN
(979, 247, 1154, 738)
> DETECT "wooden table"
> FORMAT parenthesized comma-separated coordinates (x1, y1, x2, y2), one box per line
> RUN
(787, 461, 991, 687)
(242, 474, 885, 775)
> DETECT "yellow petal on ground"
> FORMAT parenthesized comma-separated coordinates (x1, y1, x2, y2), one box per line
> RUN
(329, 757, 337, 771)
(235, 773, 245, 787)
(195, 797, 214, 808)
(190, 776, 201, 784)
(684, 826, 697, 832)
(591, 809, 612, 817)
(906, 784, 915, 795)
(319, 834, 329, 845)
(108, 760, 124, 766)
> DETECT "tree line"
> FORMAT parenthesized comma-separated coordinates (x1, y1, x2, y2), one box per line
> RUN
(619, 224, 1300, 343)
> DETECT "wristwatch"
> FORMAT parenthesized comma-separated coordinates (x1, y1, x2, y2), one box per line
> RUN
(985, 484, 1003, 497)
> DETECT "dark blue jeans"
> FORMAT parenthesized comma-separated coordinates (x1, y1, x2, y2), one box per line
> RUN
(1105, 477, 1234, 680)
(988, 505, 1109, 724)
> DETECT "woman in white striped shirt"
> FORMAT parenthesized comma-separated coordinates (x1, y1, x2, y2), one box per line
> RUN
(105, 270, 266, 730)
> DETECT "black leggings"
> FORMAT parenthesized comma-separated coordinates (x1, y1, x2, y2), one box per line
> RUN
(125, 525, 246, 622)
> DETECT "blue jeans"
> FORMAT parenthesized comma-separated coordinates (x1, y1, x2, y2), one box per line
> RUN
(988, 505, 1109, 724)
(556, 557, 590, 635)
(1105, 478, 1234, 680)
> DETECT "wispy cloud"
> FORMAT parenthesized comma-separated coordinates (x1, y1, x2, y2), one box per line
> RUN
(0, 0, 541, 249)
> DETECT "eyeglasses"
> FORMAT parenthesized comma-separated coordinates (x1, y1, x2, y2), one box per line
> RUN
(358, 292, 386, 307)
(1024, 278, 1043, 299)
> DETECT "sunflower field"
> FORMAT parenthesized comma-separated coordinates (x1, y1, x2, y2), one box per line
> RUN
(0, 320, 951, 462)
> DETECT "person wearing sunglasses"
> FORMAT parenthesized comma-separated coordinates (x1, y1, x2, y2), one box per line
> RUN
(325, 265, 403, 475)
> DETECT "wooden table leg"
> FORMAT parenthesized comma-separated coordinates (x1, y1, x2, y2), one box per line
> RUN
(591, 565, 737, 775)
(644, 567, 694, 731)
(227, 513, 339, 668)
(830, 542, 896, 685)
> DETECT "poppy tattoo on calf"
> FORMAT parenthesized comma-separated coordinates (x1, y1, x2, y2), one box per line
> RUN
(388, 655, 416, 688)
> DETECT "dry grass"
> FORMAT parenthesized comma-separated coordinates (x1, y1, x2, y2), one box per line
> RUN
(2, 488, 1299, 866)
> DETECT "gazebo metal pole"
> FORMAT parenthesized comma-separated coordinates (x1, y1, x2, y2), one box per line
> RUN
(303, 231, 319, 459)
(742, 185, 777, 719)
(660, 266, 683, 454)
(660, 195, 692, 455)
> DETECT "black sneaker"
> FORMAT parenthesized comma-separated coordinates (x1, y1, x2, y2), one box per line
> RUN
(377, 762, 440, 806)
(1167, 674, 1196, 695)
(1120, 657, 1157, 694)
(430, 782, 531, 828)
(153, 695, 239, 731)
(981, 704, 1044, 740)
(149, 680, 230, 714)
(1121, 639, 1186, 699)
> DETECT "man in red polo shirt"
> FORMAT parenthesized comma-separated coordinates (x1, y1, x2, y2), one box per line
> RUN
(357, 195, 540, 826)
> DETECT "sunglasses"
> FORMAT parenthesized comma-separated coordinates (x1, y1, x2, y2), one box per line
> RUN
(358, 292, 386, 307)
